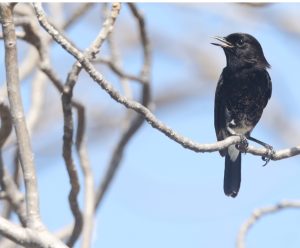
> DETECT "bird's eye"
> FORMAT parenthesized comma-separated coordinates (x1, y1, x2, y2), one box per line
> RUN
(236, 38, 244, 47)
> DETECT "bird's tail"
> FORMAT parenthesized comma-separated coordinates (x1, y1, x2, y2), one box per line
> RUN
(224, 145, 241, 197)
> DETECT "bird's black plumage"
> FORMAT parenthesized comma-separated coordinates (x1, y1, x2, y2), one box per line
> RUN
(212, 33, 272, 197)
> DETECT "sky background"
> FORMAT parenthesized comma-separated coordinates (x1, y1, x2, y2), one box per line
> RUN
(1, 3, 300, 248)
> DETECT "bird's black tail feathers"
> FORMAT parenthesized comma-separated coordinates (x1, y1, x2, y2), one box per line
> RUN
(224, 145, 241, 197)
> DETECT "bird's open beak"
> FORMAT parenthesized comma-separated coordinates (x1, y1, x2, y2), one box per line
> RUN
(211, 36, 234, 48)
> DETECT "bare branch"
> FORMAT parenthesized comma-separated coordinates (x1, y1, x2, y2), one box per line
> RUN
(14, 3, 34, 17)
(128, 3, 151, 78)
(0, 216, 35, 246)
(95, 57, 146, 84)
(0, 3, 42, 230)
(55, 225, 73, 242)
(0, 2, 94, 105)
(61, 74, 83, 247)
(61, 3, 121, 247)
(46, 4, 127, 243)
(237, 200, 300, 248)
(32, 2, 300, 163)
(0, 4, 70, 248)
(0, 215, 68, 248)
(62, 3, 94, 30)
(0, 103, 26, 226)
(74, 103, 95, 248)
(19, 20, 84, 246)
(85, 2, 121, 59)
(0, 149, 21, 229)
(26, 72, 47, 133)
(12, 6, 99, 246)
(0, 5, 94, 199)
(0, 168, 26, 226)
(95, 2, 152, 210)
(103, 3, 133, 103)
(0, 191, 6, 199)
(48, 3, 64, 26)
(103, 3, 133, 129)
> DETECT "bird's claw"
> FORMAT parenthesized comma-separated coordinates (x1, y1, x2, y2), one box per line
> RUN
(235, 134, 248, 153)
(262, 145, 274, 166)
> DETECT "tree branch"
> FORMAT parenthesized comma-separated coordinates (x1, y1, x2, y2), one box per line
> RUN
(0, 4, 70, 247)
(74, 103, 94, 248)
(61, 3, 121, 247)
(11, 6, 99, 246)
(0, 3, 94, 110)
(0, 103, 26, 226)
(0, 3, 42, 230)
(62, 3, 94, 30)
(0, 215, 68, 248)
(61, 80, 83, 248)
(95, 57, 146, 84)
(0, 167, 26, 226)
(95, 2, 152, 210)
(237, 200, 300, 248)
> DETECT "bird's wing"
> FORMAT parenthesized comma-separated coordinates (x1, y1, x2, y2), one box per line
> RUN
(266, 70, 272, 101)
(214, 73, 227, 149)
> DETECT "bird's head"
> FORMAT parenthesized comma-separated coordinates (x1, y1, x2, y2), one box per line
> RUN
(211, 33, 270, 70)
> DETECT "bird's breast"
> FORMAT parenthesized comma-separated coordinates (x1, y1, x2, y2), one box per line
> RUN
(222, 68, 270, 133)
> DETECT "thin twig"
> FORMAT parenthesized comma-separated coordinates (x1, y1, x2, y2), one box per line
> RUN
(61, 3, 121, 247)
(95, 2, 152, 210)
(26, 72, 47, 134)
(21, 34, 91, 248)
(0, 103, 26, 226)
(84, 2, 121, 59)
(237, 200, 300, 248)
(61, 70, 83, 247)
(103, 3, 134, 103)
(48, 3, 64, 26)
(19, 17, 83, 246)
(128, 3, 151, 78)
(0, 148, 21, 225)
(74, 103, 94, 248)
(0, 168, 26, 226)
(95, 57, 146, 84)
(62, 3, 94, 30)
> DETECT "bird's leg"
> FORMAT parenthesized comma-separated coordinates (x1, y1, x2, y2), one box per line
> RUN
(226, 125, 248, 153)
(248, 136, 275, 166)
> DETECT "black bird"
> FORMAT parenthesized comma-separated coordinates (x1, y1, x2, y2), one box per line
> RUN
(212, 33, 272, 197)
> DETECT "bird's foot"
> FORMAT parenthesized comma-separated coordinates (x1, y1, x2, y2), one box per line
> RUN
(248, 136, 274, 166)
(226, 126, 249, 153)
(262, 144, 275, 166)
(235, 134, 248, 153)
